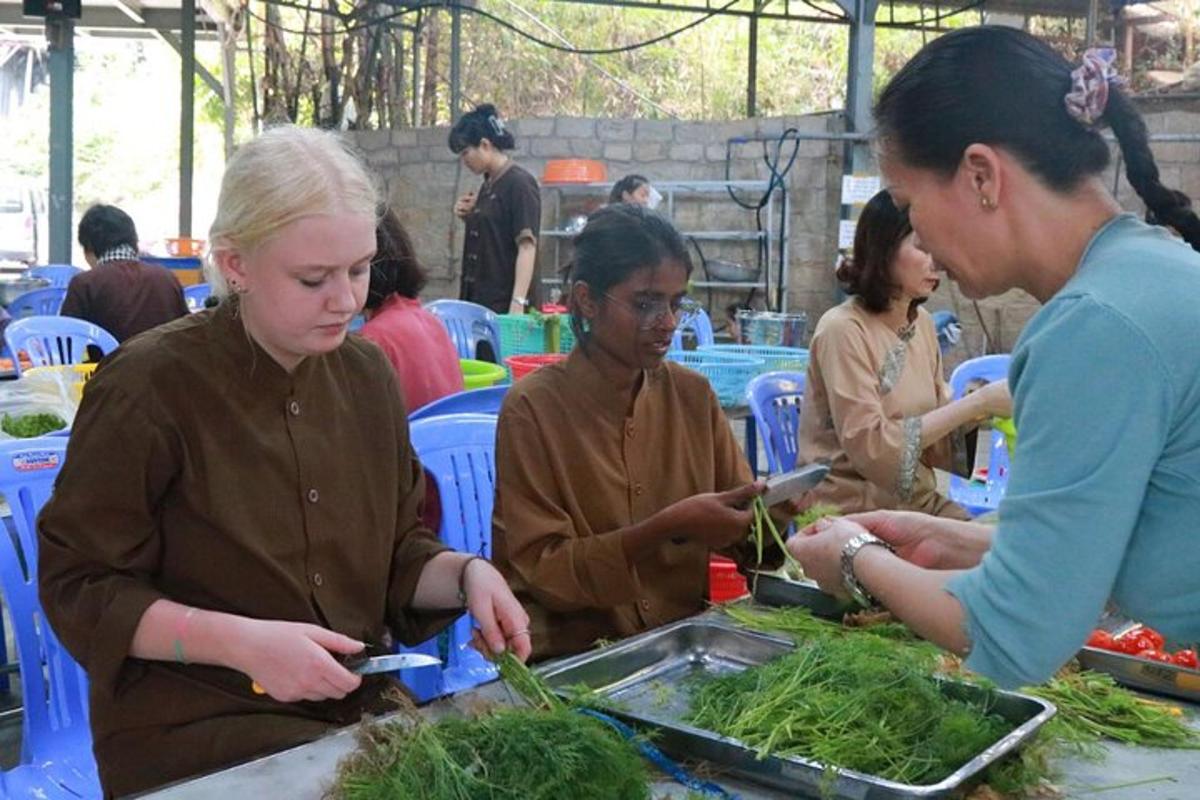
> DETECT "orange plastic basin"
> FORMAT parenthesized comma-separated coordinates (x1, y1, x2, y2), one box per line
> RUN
(542, 159, 608, 185)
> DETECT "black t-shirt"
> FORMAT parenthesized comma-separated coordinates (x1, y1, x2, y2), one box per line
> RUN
(460, 162, 541, 313)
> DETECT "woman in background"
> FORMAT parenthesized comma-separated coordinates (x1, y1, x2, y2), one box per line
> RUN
(798, 190, 1010, 519)
(450, 104, 542, 314)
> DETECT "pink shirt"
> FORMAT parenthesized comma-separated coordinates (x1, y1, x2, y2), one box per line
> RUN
(359, 295, 465, 412)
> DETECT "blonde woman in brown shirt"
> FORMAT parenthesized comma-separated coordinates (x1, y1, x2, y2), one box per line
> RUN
(493, 204, 799, 661)
(798, 190, 1011, 519)
(37, 127, 530, 797)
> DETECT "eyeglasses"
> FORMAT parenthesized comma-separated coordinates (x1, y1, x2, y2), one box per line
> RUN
(602, 293, 702, 330)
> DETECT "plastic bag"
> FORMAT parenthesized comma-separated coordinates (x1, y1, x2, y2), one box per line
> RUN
(0, 369, 80, 440)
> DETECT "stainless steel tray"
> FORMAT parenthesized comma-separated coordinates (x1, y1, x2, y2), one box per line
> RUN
(749, 571, 856, 619)
(1077, 647, 1200, 703)
(539, 618, 1055, 799)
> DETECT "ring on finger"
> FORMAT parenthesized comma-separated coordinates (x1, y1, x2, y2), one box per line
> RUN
(506, 628, 531, 640)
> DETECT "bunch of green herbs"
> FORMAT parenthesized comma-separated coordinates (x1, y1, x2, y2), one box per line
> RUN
(1, 411, 66, 438)
(686, 633, 1011, 785)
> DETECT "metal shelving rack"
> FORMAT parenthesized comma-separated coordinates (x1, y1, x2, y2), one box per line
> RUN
(539, 179, 790, 311)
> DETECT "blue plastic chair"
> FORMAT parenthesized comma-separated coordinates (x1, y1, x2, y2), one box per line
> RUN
(25, 265, 83, 289)
(746, 371, 806, 475)
(0, 437, 101, 798)
(948, 354, 1012, 517)
(669, 305, 715, 351)
(6, 287, 67, 319)
(183, 282, 212, 312)
(4, 316, 119, 377)
(407, 413, 500, 700)
(409, 386, 508, 422)
(425, 300, 502, 362)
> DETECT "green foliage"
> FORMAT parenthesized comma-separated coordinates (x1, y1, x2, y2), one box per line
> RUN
(1, 412, 67, 438)
(685, 634, 1011, 785)
(332, 706, 651, 800)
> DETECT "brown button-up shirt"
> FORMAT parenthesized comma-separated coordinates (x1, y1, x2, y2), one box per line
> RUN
(460, 161, 541, 313)
(37, 301, 452, 797)
(60, 259, 190, 342)
(492, 348, 769, 661)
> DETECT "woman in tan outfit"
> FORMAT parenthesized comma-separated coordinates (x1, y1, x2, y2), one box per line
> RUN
(798, 190, 1010, 518)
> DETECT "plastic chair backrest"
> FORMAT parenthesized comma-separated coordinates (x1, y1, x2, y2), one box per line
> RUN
(25, 265, 82, 289)
(746, 371, 806, 474)
(4, 316, 119, 377)
(408, 413, 499, 697)
(0, 438, 98, 788)
(669, 305, 715, 351)
(425, 300, 501, 361)
(7, 287, 67, 319)
(948, 354, 1012, 516)
(409, 386, 508, 422)
(183, 283, 212, 312)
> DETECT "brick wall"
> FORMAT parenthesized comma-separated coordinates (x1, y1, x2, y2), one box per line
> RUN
(353, 105, 1200, 362)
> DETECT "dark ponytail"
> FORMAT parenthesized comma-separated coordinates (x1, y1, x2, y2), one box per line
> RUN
(448, 103, 516, 153)
(875, 26, 1200, 253)
(1105, 92, 1200, 249)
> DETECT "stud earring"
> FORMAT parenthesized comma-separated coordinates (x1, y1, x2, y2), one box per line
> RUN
(979, 195, 995, 210)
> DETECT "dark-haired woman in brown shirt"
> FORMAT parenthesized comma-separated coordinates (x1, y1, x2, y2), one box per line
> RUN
(493, 205, 799, 661)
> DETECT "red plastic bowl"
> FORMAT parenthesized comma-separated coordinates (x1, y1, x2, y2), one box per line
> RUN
(505, 353, 567, 380)
(542, 159, 607, 185)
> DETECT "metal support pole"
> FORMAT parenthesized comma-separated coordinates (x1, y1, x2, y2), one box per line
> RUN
(1085, 0, 1098, 46)
(47, 16, 73, 265)
(180, 0, 196, 236)
(747, 11, 759, 117)
(844, 0, 877, 174)
(450, 4, 462, 121)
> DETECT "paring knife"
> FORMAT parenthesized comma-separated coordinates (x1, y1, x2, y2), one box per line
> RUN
(251, 652, 442, 694)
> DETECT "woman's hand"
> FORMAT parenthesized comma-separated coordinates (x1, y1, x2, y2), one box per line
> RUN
(786, 516, 871, 598)
(659, 482, 764, 550)
(454, 191, 477, 219)
(971, 379, 1012, 420)
(845, 510, 991, 570)
(509, 298, 528, 315)
(230, 619, 364, 703)
(463, 558, 532, 662)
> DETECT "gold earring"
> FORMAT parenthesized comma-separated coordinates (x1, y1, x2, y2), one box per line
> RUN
(980, 196, 995, 210)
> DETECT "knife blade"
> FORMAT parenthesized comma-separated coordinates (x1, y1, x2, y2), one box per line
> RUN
(344, 653, 443, 675)
(250, 652, 442, 694)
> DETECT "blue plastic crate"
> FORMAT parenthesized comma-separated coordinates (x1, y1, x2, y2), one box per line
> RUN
(698, 344, 809, 376)
(668, 351, 764, 407)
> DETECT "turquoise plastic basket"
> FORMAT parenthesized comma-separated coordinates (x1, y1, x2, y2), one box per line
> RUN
(697, 344, 809, 376)
(497, 314, 550, 360)
(668, 351, 764, 407)
(555, 315, 576, 353)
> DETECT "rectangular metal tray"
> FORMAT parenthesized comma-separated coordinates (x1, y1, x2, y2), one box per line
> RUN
(749, 571, 857, 619)
(539, 618, 1055, 799)
(1077, 647, 1200, 703)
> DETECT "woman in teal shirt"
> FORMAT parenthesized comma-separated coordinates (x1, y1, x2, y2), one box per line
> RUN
(789, 27, 1200, 688)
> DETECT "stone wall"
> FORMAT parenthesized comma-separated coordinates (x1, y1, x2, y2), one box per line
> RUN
(353, 105, 1200, 362)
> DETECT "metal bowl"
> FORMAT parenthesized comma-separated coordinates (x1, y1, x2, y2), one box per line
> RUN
(0, 277, 51, 306)
(705, 258, 761, 283)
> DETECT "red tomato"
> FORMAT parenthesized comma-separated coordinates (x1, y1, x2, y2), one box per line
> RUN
(1086, 630, 1115, 650)
(1118, 633, 1156, 655)
(1139, 626, 1166, 650)
(1137, 649, 1175, 664)
(1172, 650, 1199, 670)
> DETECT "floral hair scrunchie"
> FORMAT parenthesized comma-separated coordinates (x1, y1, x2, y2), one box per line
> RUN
(1064, 47, 1123, 127)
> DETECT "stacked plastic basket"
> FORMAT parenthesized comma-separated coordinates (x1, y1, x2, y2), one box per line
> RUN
(697, 344, 809, 378)
(667, 351, 764, 408)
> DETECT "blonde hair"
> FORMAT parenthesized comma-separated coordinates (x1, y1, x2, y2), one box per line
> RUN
(205, 125, 379, 296)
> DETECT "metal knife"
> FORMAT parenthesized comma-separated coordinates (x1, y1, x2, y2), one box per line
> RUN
(250, 652, 442, 694)
(762, 462, 830, 507)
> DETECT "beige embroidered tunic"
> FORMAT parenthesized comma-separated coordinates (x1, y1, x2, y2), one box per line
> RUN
(797, 299, 970, 519)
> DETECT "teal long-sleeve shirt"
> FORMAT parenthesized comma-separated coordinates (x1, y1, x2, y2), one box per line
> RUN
(945, 214, 1200, 688)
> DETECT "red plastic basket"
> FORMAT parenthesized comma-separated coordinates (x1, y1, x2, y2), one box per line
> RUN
(505, 353, 567, 380)
(708, 556, 749, 603)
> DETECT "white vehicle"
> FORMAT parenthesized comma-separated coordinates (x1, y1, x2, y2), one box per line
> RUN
(0, 182, 48, 271)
